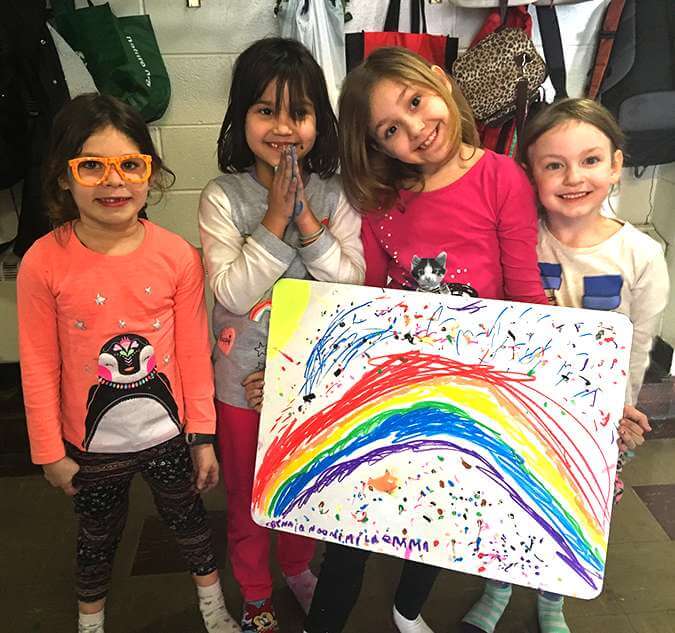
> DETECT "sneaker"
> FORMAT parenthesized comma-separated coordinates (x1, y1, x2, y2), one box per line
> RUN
(241, 598, 279, 633)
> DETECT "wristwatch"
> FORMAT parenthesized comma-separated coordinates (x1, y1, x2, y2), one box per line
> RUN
(185, 432, 216, 446)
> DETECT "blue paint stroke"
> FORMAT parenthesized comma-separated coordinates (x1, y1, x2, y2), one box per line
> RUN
(270, 403, 604, 589)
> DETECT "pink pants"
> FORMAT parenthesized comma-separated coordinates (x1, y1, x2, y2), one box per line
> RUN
(216, 400, 316, 601)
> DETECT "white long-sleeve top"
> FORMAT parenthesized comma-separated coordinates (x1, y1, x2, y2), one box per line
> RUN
(537, 219, 669, 405)
(199, 171, 364, 407)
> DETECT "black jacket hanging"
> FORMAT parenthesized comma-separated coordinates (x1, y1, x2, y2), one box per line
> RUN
(1, 0, 70, 256)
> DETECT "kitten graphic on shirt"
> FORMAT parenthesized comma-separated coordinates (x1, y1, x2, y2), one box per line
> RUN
(411, 252, 447, 291)
(410, 252, 478, 297)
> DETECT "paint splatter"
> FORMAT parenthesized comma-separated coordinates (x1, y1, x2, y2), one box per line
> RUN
(368, 470, 399, 494)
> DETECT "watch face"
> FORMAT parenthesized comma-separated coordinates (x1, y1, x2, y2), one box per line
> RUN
(186, 433, 214, 446)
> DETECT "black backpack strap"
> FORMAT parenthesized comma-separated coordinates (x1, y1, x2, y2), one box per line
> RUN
(410, 0, 428, 34)
(668, 0, 675, 86)
(498, 0, 508, 29)
(345, 31, 364, 73)
(383, 0, 401, 32)
(495, 122, 513, 156)
(536, 4, 568, 100)
(444, 37, 459, 70)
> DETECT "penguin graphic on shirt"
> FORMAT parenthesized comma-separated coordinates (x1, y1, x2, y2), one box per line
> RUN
(83, 334, 181, 452)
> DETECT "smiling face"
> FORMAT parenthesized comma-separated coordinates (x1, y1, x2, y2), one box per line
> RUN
(244, 78, 317, 184)
(527, 120, 623, 223)
(368, 77, 456, 175)
(62, 125, 150, 232)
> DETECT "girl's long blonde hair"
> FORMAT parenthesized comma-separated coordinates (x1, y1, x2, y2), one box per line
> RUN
(338, 47, 479, 212)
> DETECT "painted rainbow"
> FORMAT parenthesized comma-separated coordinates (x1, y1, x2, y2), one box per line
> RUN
(254, 351, 610, 590)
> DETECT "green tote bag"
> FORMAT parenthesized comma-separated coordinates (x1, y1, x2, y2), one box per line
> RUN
(52, 0, 171, 122)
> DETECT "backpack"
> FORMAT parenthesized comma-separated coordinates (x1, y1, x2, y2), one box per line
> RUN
(456, 4, 542, 157)
(589, 0, 675, 169)
(458, 1, 573, 158)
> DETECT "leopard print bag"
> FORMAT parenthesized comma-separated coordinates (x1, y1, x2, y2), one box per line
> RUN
(451, 26, 547, 125)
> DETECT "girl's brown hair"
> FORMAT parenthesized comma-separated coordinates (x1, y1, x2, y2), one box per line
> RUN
(520, 97, 626, 171)
(338, 47, 479, 212)
(42, 93, 175, 228)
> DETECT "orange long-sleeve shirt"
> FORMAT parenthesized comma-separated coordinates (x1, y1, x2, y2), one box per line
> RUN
(17, 220, 216, 464)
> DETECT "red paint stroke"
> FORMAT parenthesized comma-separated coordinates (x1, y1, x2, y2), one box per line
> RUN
(279, 351, 300, 365)
(253, 352, 612, 528)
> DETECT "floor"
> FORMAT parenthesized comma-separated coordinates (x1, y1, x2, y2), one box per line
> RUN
(1, 363, 674, 633)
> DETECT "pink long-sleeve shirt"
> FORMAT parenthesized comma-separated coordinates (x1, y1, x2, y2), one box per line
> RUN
(17, 220, 216, 464)
(361, 149, 547, 305)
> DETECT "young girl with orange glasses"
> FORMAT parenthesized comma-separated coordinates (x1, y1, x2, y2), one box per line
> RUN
(17, 93, 241, 633)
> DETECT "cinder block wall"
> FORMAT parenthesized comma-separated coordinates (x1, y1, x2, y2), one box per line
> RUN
(0, 0, 673, 362)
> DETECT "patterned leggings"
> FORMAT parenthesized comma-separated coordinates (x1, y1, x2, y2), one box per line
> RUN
(67, 435, 217, 603)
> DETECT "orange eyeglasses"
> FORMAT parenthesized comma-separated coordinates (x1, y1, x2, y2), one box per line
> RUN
(67, 153, 153, 186)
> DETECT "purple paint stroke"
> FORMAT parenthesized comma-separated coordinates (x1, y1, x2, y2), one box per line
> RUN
(282, 438, 601, 590)
(449, 300, 487, 314)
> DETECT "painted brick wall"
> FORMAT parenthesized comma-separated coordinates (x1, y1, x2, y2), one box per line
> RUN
(124, 0, 675, 353)
(0, 0, 673, 362)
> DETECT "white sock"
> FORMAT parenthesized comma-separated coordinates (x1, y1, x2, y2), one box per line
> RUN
(78, 609, 104, 633)
(197, 581, 241, 633)
(393, 605, 435, 633)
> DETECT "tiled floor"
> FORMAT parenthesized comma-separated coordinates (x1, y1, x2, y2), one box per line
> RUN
(1, 364, 674, 633)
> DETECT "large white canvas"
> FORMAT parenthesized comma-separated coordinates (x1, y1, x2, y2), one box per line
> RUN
(252, 279, 632, 598)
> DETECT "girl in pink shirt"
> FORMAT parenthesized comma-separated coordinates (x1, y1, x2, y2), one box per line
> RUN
(17, 94, 239, 633)
(303, 47, 546, 633)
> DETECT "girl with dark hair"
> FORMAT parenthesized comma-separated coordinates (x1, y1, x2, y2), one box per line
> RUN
(198, 38, 364, 633)
(18, 93, 240, 633)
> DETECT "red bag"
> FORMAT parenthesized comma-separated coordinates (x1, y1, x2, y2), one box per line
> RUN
(346, 0, 458, 72)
